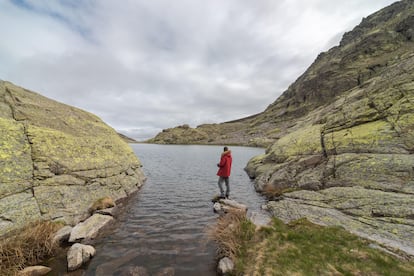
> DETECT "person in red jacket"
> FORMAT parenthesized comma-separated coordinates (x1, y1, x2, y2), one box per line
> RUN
(217, 146, 232, 199)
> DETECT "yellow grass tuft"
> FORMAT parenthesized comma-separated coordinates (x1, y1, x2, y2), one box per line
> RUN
(88, 196, 115, 214)
(262, 185, 296, 199)
(0, 220, 62, 275)
(207, 210, 254, 261)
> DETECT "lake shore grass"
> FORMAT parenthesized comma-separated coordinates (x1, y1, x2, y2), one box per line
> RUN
(0, 220, 61, 275)
(210, 211, 414, 275)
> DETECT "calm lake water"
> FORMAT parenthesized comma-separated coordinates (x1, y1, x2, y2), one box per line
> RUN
(51, 144, 265, 275)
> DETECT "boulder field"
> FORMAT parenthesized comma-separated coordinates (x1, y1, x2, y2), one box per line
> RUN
(0, 81, 145, 236)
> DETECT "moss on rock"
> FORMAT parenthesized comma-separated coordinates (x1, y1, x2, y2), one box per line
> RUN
(268, 124, 323, 159)
(0, 192, 42, 233)
(0, 81, 145, 236)
(324, 120, 402, 154)
(243, 1, 414, 256)
(0, 118, 33, 198)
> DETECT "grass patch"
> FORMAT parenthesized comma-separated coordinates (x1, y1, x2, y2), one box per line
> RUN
(0, 220, 62, 275)
(208, 210, 255, 262)
(211, 215, 414, 275)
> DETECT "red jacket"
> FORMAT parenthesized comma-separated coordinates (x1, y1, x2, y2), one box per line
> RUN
(217, 150, 232, 177)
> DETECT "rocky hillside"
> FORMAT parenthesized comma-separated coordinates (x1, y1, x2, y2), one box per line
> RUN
(148, 0, 414, 150)
(245, 0, 414, 257)
(0, 81, 145, 236)
(146, 114, 275, 147)
(147, 107, 281, 146)
(150, 0, 414, 257)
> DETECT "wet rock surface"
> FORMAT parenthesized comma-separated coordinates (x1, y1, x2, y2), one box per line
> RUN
(18, 265, 52, 276)
(217, 257, 234, 275)
(67, 243, 96, 271)
(69, 213, 114, 243)
(52, 225, 73, 245)
(212, 197, 248, 215)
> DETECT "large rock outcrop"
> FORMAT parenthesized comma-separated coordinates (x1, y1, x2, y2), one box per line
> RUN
(0, 81, 145, 236)
(245, 0, 414, 256)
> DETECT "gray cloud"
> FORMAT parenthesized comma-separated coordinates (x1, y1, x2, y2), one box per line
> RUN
(0, 0, 396, 140)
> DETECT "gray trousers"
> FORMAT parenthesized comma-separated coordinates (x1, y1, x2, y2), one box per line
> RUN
(218, 176, 230, 197)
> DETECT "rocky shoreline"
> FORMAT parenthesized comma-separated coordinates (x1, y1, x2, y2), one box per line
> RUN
(17, 195, 138, 275)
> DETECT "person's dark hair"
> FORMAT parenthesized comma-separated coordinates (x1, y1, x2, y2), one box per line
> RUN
(223, 146, 228, 151)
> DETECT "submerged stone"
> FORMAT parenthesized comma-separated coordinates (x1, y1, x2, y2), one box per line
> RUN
(69, 214, 114, 243)
(52, 225, 73, 245)
(67, 243, 96, 271)
(217, 257, 234, 275)
(18, 265, 51, 276)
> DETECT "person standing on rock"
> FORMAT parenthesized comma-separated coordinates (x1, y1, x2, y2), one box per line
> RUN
(217, 146, 232, 199)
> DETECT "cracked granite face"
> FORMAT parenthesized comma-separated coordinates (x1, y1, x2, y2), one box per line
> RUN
(244, 1, 414, 257)
(0, 81, 145, 235)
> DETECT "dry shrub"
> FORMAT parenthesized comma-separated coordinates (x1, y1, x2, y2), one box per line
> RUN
(0, 220, 62, 275)
(88, 196, 115, 214)
(208, 210, 254, 260)
(262, 185, 295, 199)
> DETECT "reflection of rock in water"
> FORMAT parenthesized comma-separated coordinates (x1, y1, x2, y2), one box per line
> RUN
(117, 266, 149, 276)
(115, 266, 175, 276)
(95, 250, 140, 275)
(95, 248, 180, 275)
(155, 267, 175, 276)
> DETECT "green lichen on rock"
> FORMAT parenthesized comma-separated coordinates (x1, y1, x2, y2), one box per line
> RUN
(328, 153, 414, 193)
(0, 81, 145, 235)
(324, 120, 399, 154)
(268, 124, 323, 159)
(28, 124, 138, 172)
(0, 117, 33, 197)
(395, 113, 414, 152)
(0, 192, 42, 232)
(243, 1, 414, 257)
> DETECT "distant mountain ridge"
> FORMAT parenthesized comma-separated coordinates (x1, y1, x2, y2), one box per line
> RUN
(148, 0, 414, 257)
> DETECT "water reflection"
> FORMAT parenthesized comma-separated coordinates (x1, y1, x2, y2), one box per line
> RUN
(81, 144, 265, 275)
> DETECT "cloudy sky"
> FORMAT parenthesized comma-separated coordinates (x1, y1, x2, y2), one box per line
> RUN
(0, 0, 396, 140)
